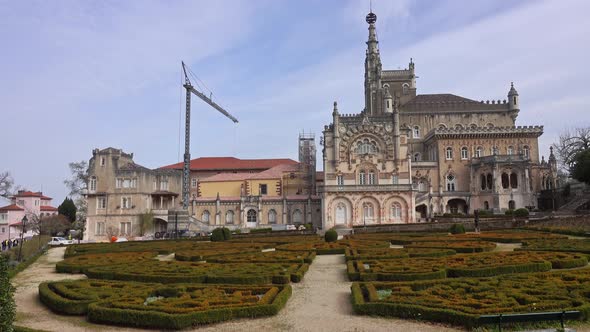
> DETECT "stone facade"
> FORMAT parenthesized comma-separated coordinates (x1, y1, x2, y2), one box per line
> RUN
(320, 11, 556, 229)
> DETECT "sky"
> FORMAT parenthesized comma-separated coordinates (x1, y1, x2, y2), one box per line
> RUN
(1, 0, 589, 205)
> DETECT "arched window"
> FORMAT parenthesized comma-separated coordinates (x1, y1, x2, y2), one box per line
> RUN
(510, 172, 518, 188)
(202, 210, 210, 224)
(507, 146, 514, 155)
(335, 203, 346, 224)
(391, 202, 402, 219)
(523, 146, 530, 159)
(368, 171, 376, 185)
(356, 139, 378, 154)
(508, 200, 516, 210)
(247, 209, 257, 223)
(475, 146, 483, 158)
(268, 209, 277, 224)
(484, 201, 489, 210)
(418, 180, 427, 192)
(445, 147, 453, 160)
(446, 174, 456, 191)
(487, 173, 493, 190)
(413, 126, 420, 138)
(402, 83, 409, 95)
(363, 202, 374, 223)
(89, 176, 97, 192)
(292, 209, 303, 224)
(359, 170, 366, 185)
(414, 152, 422, 162)
(480, 174, 486, 190)
(225, 210, 234, 224)
(461, 147, 468, 160)
(501, 173, 509, 189)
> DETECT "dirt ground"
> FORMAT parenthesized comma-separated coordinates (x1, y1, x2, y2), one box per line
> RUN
(13, 249, 460, 332)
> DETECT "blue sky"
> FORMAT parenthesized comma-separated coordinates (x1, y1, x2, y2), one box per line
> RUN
(1, 0, 589, 204)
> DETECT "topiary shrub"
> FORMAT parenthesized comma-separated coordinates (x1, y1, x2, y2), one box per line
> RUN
(514, 208, 529, 217)
(0, 255, 15, 332)
(449, 223, 466, 235)
(325, 229, 338, 242)
(505, 209, 514, 216)
(210, 227, 231, 242)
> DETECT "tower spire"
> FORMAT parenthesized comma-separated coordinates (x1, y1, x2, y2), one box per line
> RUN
(364, 8, 382, 115)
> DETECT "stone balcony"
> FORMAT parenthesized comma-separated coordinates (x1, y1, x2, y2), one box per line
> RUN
(319, 184, 413, 193)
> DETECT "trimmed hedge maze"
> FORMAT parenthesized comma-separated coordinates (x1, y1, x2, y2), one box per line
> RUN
(518, 239, 590, 254)
(344, 248, 456, 261)
(351, 269, 590, 328)
(404, 240, 496, 253)
(41, 280, 291, 329)
(276, 239, 389, 254)
(56, 251, 157, 273)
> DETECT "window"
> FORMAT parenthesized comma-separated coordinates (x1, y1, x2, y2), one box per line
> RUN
(359, 171, 366, 185)
(268, 209, 277, 224)
(507, 146, 514, 155)
(247, 209, 257, 223)
(391, 203, 402, 219)
(34, 200, 39, 206)
(337, 175, 344, 186)
(153, 180, 157, 190)
(402, 83, 409, 95)
(90, 177, 97, 191)
(160, 177, 168, 191)
(480, 174, 486, 190)
(413, 153, 422, 162)
(202, 210, 210, 224)
(368, 171, 376, 185)
(97, 197, 106, 209)
(475, 147, 483, 158)
(523, 146, 530, 159)
(260, 184, 268, 195)
(120, 222, 131, 235)
(487, 173, 493, 190)
(362, 203, 374, 222)
(131, 178, 137, 188)
(335, 203, 347, 224)
(121, 197, 131, 209)
(191, 178, 197, 188)
(446, 174, 456, 192)
(501, 173, 510, 189)
(413, 126, 420, 138)
(418, 180, 427, 192)
(392, 175, 399, 184)
(225, 210, 234, 224)
(484, 201, 489, 210)
(123, 179, 131, 188)
(461, 147, 468, 160)
(0, 214, 7, 222)
(96, 222, 105, 235)
(492, 146, 498, 155)
(445, 147, 453, 160)
(510, 172, 518, 188)
(116, 178, 122, 188)
(1, 227, 4, 233)
(508, 200, 516, 210)
(356, 139, 378, 154)
(100, 157, 105, 166)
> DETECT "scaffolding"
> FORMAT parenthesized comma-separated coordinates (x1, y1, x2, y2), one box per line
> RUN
(298, 132, 317, 195)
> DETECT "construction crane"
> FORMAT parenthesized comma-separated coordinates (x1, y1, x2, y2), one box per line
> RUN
(181, 61, 238, 209)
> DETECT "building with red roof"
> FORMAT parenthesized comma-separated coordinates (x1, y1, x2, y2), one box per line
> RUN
(1, 190, 58, 242)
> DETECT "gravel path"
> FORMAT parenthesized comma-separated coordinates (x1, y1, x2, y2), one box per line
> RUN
(13, 249, 460, 332)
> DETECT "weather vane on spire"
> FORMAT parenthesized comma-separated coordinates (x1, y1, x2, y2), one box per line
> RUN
(366, 0, 377, 24)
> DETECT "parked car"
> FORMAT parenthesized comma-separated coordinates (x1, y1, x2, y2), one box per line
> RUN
(48, 237, 74, 246)
(286, 225, 297, 231)
(114, 237, 128, 242)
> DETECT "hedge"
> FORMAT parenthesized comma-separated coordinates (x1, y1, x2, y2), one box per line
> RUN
(518, 239, 590, 254)
(56, 251, 157, 274)
(455, 231, 566, 243)
(276, 239, 389, 255)
(351, 268, 590, 328)
(40, 280, 291, 329)
(404, 241, 496, 253)
(207, 250, 316, 264)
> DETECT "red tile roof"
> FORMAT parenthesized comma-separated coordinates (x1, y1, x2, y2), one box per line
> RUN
(160, 157, 298, 171)
(199, 164, 300, 183)
(40, 206, 58, 211)
(11, 191, 52, 200)
(0, 204, 24, 212)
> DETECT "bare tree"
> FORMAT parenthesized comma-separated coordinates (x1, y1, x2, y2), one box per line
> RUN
(64, 161, 90, 239)
(0, 172, 22, 199)
(552, 127, 590, 173)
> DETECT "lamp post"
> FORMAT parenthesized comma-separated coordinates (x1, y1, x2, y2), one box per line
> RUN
(18, 215, 27, 262)
(174, 211, 178, 239)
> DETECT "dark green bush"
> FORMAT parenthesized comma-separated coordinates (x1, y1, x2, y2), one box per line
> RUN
(324, 229, 338, 242)
(250, 228, 272, 234)
(505, 209, 514, 216)
(211, 227, 231, 241)
(449, 224, 465, 235)
(514, 208, 529, 217)
(0, 255, 15, 331)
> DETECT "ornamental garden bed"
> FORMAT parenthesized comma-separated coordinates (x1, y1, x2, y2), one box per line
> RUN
(351, 268, 590, 328)
(40, 279, 291, 329)
(207, 250, 316, 264)
(518, 238, 590, 254)
(174, 248, 263, 262)
(276, 239, 389, 254)
(347, 251, 587, 281)
(404, 240, 496, 253)
(344, 248, 456, 261)
(228, 235, 321, 244)
(82, 260, 309, 284)
(454, 231, 567, 243)
(56, 251, 158, 273)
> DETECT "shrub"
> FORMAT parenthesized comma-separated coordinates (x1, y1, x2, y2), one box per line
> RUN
(0, 255, 16, 332)
(505, 209, 514, 216)
(250, 228, 272, 234)
(324, 229, 338, 242)
(449, 224, 465, 235)
(211, 227, 231, 241)
(514, 208, 529, 217)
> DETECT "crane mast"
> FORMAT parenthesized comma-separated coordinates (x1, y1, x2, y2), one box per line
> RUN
(181, 61, 238, 210)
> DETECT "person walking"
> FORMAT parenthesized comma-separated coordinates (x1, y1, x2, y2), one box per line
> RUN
(474, 209, 480, 233)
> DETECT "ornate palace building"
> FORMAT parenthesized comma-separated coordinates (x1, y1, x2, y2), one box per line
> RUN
(320, 11, 557, 229)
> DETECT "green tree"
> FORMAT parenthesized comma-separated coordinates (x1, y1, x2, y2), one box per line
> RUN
(0, 255, 16, 332)
(571, 149, 590, 185)
(58, 197, 77, 223)
(64, 161, 89, 240)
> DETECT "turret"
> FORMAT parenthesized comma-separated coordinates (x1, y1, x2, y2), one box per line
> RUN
(332, 101, 340, 164)
(384, 86, 393, 113)
(508, 82, 519, 110)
